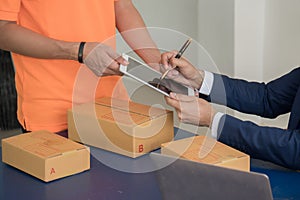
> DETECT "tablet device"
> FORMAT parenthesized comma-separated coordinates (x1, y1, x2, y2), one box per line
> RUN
(120, 54, 195, 97)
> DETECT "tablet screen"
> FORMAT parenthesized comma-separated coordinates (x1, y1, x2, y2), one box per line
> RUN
(120, 55, 192, 96)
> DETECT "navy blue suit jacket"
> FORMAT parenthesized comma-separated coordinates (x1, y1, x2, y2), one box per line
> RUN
(205, 67, 300, 169)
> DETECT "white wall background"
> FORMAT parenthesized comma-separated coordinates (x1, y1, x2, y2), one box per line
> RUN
(260, 0, 300, 127)
(119, 0, 300, 130)
(233, 0, 300, 128)
(263, 0, 300, 81)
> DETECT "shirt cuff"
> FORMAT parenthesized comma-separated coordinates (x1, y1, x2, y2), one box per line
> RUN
(199, 71, 214, 96)
(211, 112, 225, 139)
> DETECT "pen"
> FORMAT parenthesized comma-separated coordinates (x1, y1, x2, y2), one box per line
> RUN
(159, 38, 192, 81)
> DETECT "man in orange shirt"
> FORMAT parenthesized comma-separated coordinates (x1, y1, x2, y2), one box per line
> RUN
(0, 0, 160, 134)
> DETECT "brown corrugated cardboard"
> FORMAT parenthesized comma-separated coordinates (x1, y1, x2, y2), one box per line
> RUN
(68, 97, 174, 158)
(2, 130, 90, 182)
(161, 135, 250, 171)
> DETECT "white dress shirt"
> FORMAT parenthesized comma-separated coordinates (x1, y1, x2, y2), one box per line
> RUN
(199, 71, 225, 139)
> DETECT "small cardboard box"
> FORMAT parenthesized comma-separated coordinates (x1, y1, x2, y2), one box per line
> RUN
(68, 97, 174, 158)
(161, 135, 250, 171)
(2, 130, 90, 182)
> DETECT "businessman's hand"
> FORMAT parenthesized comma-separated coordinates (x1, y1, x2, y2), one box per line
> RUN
(83, 43, 129, 77)
(160, 51, 204, 90)
(165, 93, 215, 127)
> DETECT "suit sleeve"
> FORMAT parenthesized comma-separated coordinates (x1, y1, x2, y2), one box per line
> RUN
(217, 114, 300, 169)
(206, 67, 300, 118)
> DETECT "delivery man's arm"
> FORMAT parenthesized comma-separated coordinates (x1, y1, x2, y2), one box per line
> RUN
(0, 20, 78, 60)
(115, 0, 161, 70)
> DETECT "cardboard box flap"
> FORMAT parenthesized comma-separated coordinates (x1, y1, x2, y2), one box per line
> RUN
(95, 97, 170, 118)
(47, 147, 88, 159)
(70, 99, 160, 126)
(95, 105, 151, 126)
(3, 130, 87, 158)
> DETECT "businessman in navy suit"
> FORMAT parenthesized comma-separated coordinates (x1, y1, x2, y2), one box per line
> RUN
(161, 51, 300, 170)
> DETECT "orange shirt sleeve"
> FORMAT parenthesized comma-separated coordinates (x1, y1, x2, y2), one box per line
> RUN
(0, 0, 20, 21)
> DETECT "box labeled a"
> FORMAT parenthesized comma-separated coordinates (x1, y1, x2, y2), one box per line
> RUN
(2, 130, 90, 182)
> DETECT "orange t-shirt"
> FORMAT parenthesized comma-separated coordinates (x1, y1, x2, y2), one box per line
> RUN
(0, 0, 128, 132)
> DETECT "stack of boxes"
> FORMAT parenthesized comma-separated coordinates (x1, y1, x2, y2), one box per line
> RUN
(2, 97, 250, 182)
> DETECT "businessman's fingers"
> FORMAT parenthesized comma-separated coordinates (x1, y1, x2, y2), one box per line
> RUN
(160, 51, 177, 67)
(165, 93, 200, 125)
(165, 93, 214, 127)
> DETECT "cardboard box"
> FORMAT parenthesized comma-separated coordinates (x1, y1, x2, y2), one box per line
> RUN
(161, 135, 250, 171)
(2, 130, 90, 182)
(68, 97, 174, 158)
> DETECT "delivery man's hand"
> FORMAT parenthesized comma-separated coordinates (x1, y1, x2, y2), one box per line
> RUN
(83, 43, 129, 77)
